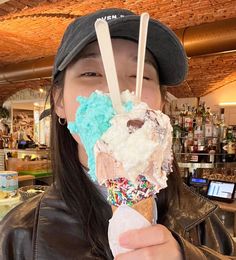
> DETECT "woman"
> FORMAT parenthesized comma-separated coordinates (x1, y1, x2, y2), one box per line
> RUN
(0, 8, 235, 260)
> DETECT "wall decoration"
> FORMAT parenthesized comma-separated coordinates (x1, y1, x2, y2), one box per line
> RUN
(12, 109, 34, 140)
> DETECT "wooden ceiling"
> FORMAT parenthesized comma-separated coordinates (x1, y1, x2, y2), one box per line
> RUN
(0, 0, 236, 104)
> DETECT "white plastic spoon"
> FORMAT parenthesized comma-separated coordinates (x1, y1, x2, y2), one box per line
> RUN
(135, 13, 150, 100)
(95, 19, 123, 114)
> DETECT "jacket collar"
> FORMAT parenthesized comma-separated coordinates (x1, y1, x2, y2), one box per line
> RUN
(167, 184, 218, 235)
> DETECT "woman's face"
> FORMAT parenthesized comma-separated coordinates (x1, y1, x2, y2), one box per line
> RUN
(56, 39, 162, 164)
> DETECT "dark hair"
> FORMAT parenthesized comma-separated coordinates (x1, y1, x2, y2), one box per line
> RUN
(50, 80, 113, 259)
(49, 58, 182, 259)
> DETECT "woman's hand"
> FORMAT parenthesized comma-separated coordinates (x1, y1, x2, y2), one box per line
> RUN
(115, 224, 183, 260)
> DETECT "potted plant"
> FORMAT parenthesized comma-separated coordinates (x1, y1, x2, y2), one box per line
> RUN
(0, 106, 10, 119)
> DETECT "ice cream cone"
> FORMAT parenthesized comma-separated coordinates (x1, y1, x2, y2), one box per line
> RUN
(111, 196, 155, 224)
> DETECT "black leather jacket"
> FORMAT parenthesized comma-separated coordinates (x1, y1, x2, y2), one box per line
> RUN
(0, 184, 235, 260)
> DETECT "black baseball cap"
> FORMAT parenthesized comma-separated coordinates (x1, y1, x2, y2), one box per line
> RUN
(52, 8, 188, 86)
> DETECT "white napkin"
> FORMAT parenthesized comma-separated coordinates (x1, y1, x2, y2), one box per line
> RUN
(108, 204, 151, 257)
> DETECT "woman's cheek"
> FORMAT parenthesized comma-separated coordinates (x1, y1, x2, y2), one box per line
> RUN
(64, 103, 78, 122)
(142, 89, 162, 110)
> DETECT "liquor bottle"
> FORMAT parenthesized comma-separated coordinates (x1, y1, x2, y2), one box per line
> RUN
(197, 140, 206, 163)
(183, 137, 189, 162)
(206, 139, 216, 163)
(179, 104, 186, 130)
(172, 104, 180, 119)
(187, 129, 195, 162)
(212, 137, 220, 162)
(219, 108, 226, 142)
(195, 110, 206, 163)
(173, 119, 181, 139)
(201, 102, 206, 120)
(226, 126, 235, 162)
(195, 104, 203, 125)
(194, 117, 204, 146)
(212, 113, 219, 138)
(173, 130, 182, 161)
(204, 107, 213, 138)
(192, 108, 197, 130)
(189, 140, 199, 162)
(8, 134, 14, 149)
(184, 105, 193, 132)
(200, 102, 207, 140)
(220, 127, 228, 163)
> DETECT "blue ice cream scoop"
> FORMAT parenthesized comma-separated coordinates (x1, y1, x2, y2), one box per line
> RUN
(67, 91, 133, 181)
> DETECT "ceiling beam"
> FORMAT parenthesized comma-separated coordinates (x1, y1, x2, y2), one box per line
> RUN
(0, 17, 235, 86)
(0, 0, 11, 4)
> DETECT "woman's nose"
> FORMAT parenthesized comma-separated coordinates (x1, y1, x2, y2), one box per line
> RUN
(118, 76, 135, 93)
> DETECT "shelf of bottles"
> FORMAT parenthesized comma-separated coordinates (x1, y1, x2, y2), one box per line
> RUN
(170, 102, 236, 182)
(172, 103, 236, 163)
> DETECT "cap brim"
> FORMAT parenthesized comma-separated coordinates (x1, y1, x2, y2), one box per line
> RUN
(58, 16, 188, 86)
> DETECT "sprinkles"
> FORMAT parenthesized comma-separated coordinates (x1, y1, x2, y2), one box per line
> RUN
(105, 175, 156, 206)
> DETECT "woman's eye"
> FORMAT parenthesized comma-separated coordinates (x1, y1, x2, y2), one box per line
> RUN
(80, 72, 101, 77)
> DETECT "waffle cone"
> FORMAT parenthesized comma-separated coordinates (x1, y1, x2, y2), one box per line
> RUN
(111, 197, 154, 223)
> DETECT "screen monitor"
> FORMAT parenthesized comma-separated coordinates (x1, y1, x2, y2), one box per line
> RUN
(207, 180, 236, 203)
(189, 177, 208, 186)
